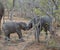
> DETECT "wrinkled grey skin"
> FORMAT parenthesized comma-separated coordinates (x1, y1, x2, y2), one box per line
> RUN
(2, 21, 27, 41)
(27, 16, 53, 42)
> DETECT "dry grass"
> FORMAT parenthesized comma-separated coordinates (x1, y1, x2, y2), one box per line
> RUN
(0, 16, 60, 50)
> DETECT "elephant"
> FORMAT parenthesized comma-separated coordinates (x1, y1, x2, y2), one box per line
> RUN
(27, 16, 54, 42)
(2, 21, 28, 41)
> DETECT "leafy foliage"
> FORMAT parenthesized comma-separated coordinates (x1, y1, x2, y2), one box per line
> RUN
(7, 0, 13, 9)
(1, 0, 60, 20)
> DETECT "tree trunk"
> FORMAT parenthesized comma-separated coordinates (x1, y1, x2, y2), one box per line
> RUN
(0, 19, 1, 35)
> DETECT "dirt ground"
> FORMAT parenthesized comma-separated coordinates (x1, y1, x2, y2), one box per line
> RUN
(0, 17, 60, 50)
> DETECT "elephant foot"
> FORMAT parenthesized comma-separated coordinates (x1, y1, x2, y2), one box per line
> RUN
(17, 38, 25, 42)
(5, 37, 10, 42)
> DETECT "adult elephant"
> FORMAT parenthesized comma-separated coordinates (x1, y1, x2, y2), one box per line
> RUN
(27, 16, 55, 42)
(0, 2, 4, 35)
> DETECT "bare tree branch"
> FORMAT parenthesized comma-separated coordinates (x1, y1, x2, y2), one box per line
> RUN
(52, 0, 58, 9)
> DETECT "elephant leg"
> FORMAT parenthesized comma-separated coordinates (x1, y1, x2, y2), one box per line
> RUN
(16, 29, 25, 42)
(35, 26, 41, 43)
(16, 30, 22, 39)
(48, 25, 55, 39)
(44, 27, 48, 40)
(4, 30, 10, 41)
(5, 33, 10, 41)
(45, 31, 48, 40)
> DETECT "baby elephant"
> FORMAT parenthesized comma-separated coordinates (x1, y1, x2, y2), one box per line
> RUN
(2, 21, 27, 41)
